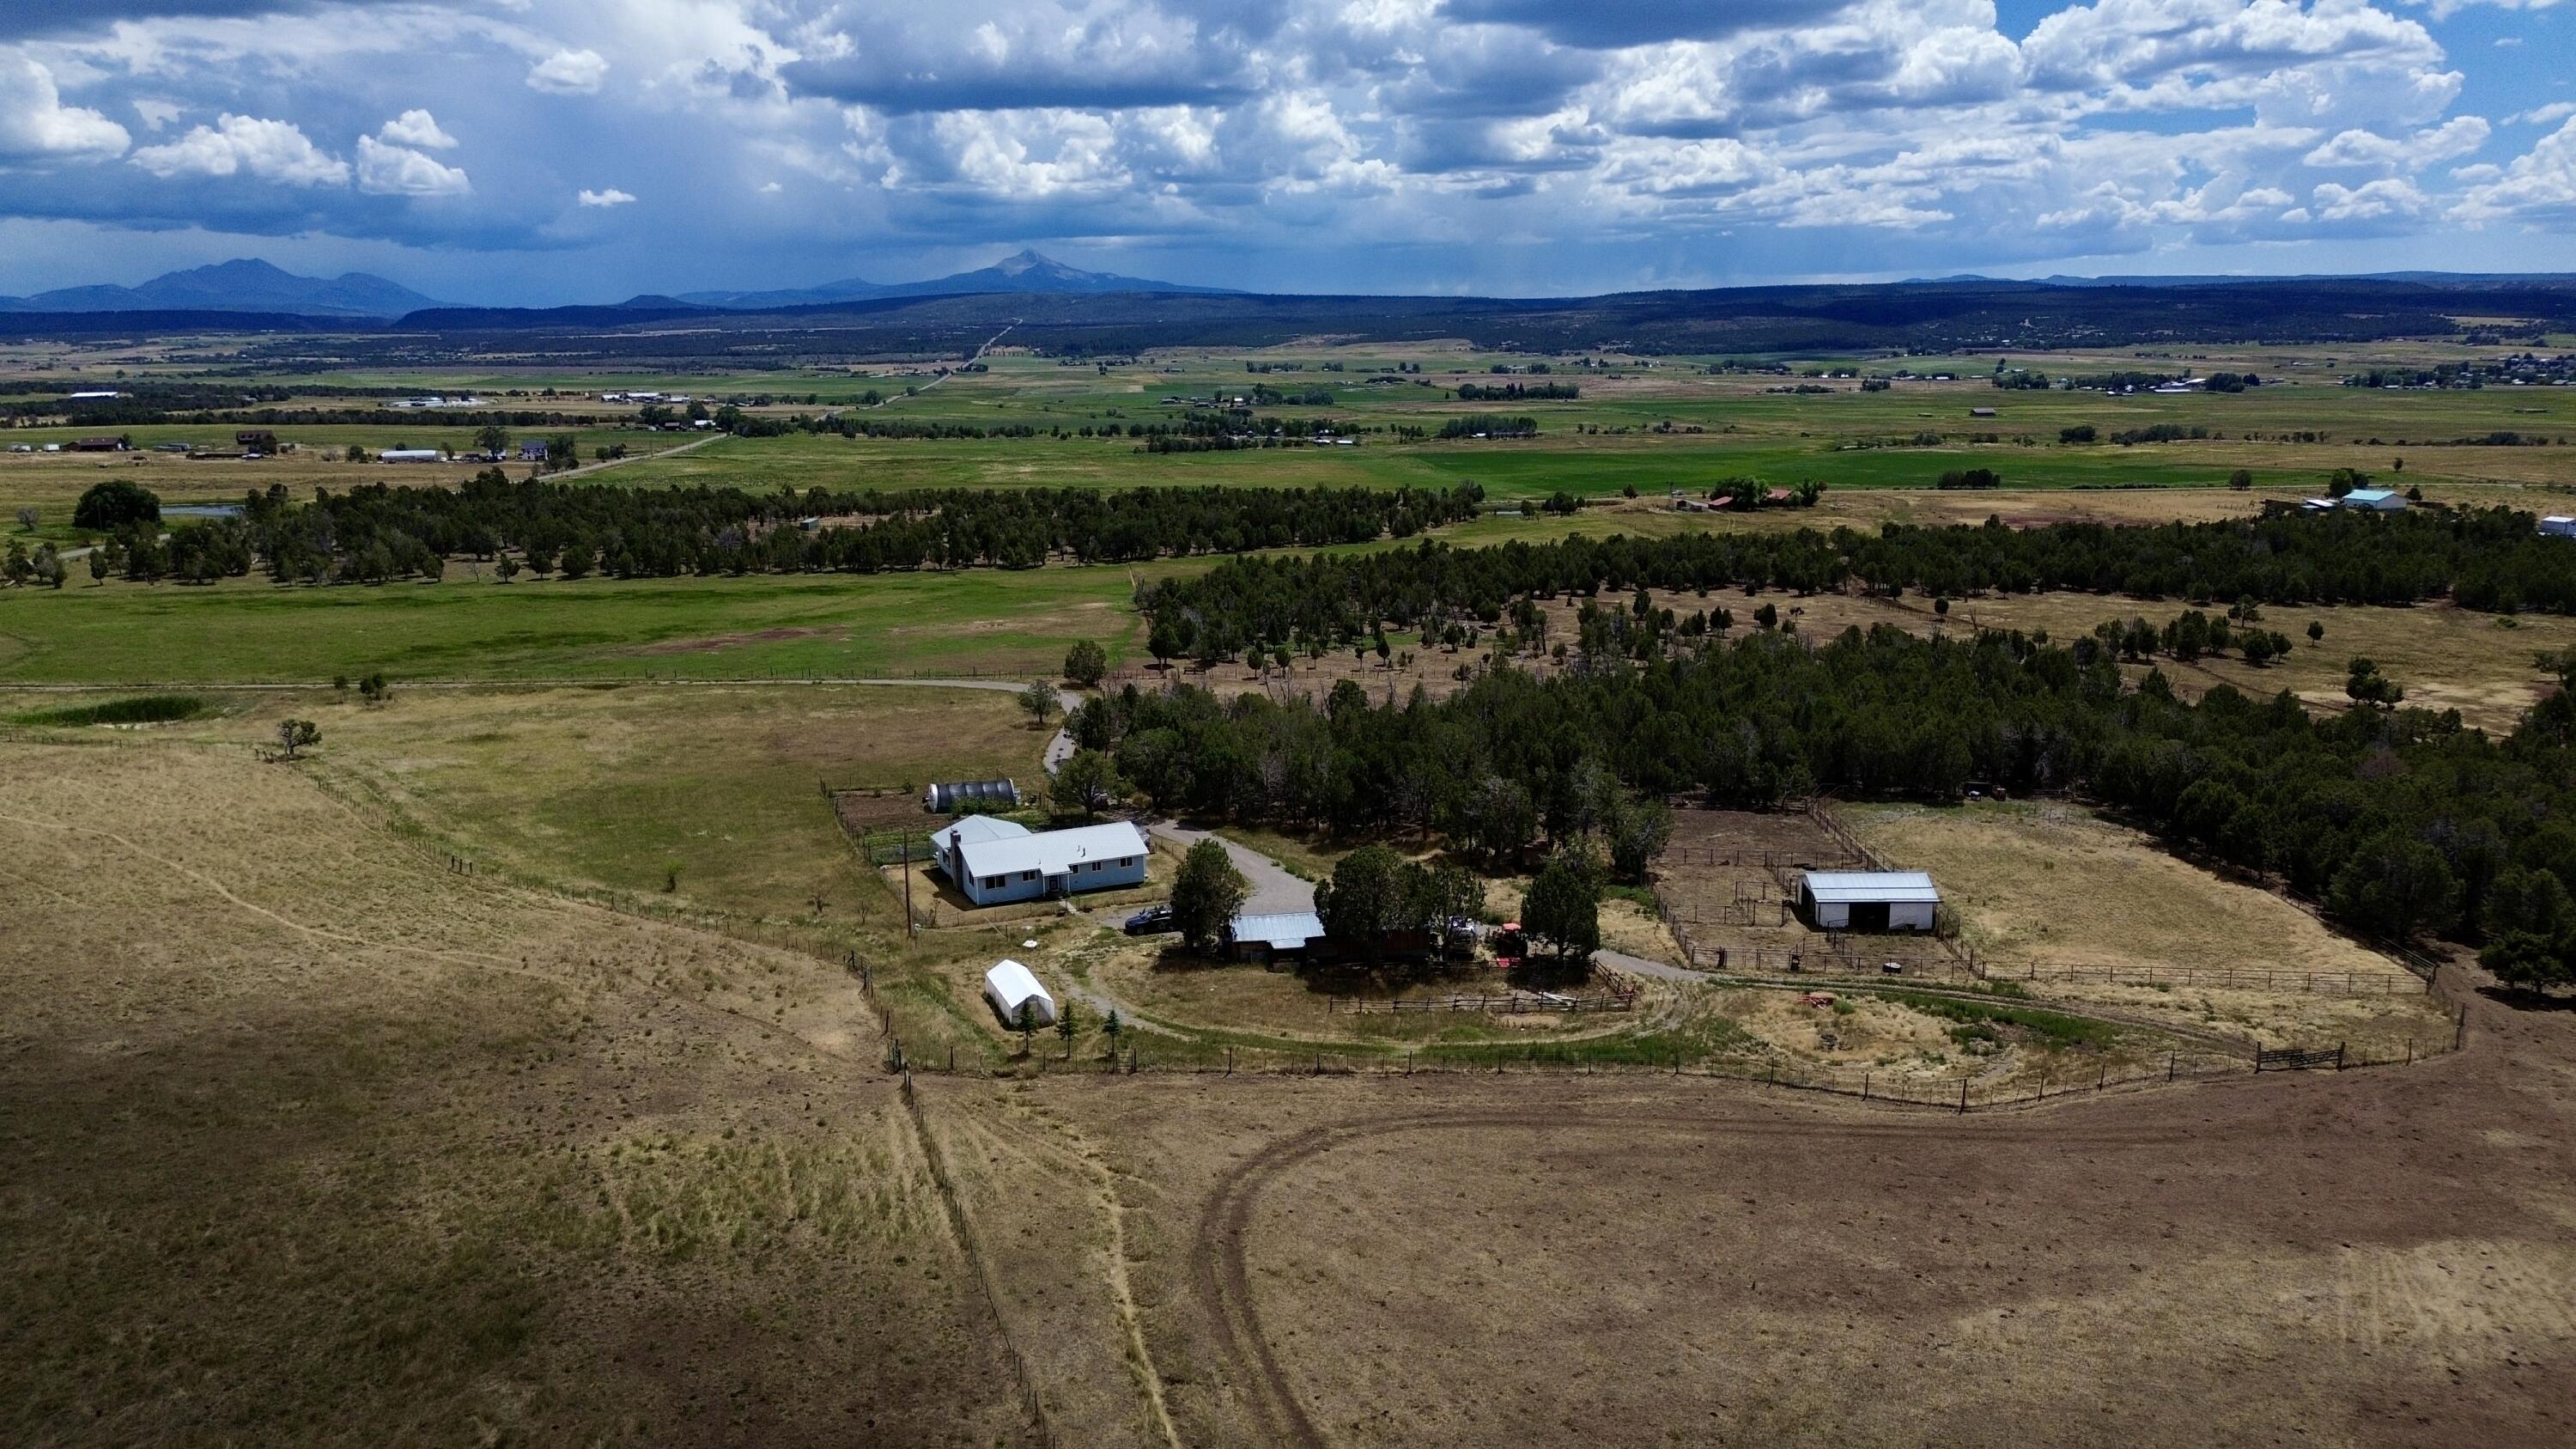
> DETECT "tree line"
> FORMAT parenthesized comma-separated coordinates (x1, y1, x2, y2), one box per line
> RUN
(1066, 626, 2576, 986)
(80, 478, 1486, 585)
(1133, 508, 2576, 661)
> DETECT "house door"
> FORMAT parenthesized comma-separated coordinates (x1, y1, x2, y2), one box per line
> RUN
(1850, 902, 1891, 932)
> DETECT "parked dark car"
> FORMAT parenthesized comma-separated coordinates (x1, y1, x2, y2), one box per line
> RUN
(1123, 905, 1176, 936)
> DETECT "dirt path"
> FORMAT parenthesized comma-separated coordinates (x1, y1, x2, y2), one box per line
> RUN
(1147, 822, 1315, 915)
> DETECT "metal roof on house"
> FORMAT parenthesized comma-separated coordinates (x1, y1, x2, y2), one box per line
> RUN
(955, 821, 1148, 880)
(1801, 870, 1941, 905)
(2343, 489, 2401, 504)
(939, 816, 1030, 848)
(1230, 911, 1326, 950)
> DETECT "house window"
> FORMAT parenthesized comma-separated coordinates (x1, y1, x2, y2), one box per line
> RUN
(1120, 856, 1136, 868)
(1022, 869, 1039, 881)
(981, 875, 1002, 889)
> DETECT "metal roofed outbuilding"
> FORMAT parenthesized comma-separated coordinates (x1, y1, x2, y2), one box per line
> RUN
(1227, 911, 1327, 960)
(1800, 871, 1941, 932)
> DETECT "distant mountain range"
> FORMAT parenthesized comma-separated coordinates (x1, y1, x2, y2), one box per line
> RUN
(672, 248, 1236, 308)
(0, 259, 448, 318)
(0, 248, 1229, 323)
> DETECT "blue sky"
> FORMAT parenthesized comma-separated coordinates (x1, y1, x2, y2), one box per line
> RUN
(2, 1, 2573, 304)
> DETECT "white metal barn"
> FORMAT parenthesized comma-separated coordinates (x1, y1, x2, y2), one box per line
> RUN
(982, 959, 1057, 1027)
(2541, 515, 2576, 539)
(1801, 871, 1941, 932)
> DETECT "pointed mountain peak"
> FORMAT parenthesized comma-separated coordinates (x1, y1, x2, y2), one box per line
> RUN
(993, 248, 1060, 275)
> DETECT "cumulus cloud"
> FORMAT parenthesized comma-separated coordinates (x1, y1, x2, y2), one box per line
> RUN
(2312, 176, 2427, 221)
(2304, 115, 2488, 168)
(527, 47, 608, 95)
(0, 0, 2565, 287)
(0, 51, 129, 161)
(130, 113, 345, 184)
(377, 108, 455, 149)
(2456, 115, 2576, 221)
(355, 134, 468, 195)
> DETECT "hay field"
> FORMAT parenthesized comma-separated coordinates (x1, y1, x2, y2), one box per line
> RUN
(0, 740, 1036, 1446)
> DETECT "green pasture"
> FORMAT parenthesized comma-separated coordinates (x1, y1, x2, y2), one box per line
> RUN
(0, 564, 1153, 685)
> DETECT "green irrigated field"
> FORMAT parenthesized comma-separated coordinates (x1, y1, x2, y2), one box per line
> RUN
(0, 565, 1150, 685)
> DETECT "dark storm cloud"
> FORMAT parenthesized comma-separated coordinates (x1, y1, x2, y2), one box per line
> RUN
(0, 2, 325, 40)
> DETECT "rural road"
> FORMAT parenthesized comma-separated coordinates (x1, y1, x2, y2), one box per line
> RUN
(552, 431, 724, 481)
(866, 322, 1017, 410)
(1147, 822, 1315, 914)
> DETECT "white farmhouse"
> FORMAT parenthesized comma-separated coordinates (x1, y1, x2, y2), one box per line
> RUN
(938, 819, 1149, 907)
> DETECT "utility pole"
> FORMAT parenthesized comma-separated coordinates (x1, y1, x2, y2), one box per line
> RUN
(902, 836, 915, 941)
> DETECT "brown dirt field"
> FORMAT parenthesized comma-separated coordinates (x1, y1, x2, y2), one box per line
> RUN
(0, 740, 1037, 1446)
(1653, 808, 1867, 972)
(945, 982, 2576, 1446)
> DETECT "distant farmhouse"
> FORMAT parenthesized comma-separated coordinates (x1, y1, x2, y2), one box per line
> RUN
(2542, 515, 2576, 539)
(933, 818, 1147, 907)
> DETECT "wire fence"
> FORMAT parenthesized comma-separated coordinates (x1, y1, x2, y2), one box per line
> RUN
(894, 1038, 2300, 1112)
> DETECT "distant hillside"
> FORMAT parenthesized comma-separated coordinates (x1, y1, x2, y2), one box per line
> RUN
(676, 248, 1235, 308)
(386, 275, 2576, 361)
(0, 259, 446, 318)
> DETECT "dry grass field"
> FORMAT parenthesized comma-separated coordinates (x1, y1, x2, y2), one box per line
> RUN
(8, 705, 2575, 1447)
(1843, 801, 2454, 1051)
(0, 740, 1037, 1446)
(939, 1014, 2576, 1447)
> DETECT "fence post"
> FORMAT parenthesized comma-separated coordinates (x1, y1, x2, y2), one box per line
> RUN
(2167, 1049, 2176, 1082)
(2335, 1041, 2346, 1071)
(1862, 1072, 1870, 1102)
(1227, 1046, 1235, 1076)
(1958, 1076, 1969, 1114)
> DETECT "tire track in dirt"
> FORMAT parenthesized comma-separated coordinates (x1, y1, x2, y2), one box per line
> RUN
(1188, 1100, 2211, 1448)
